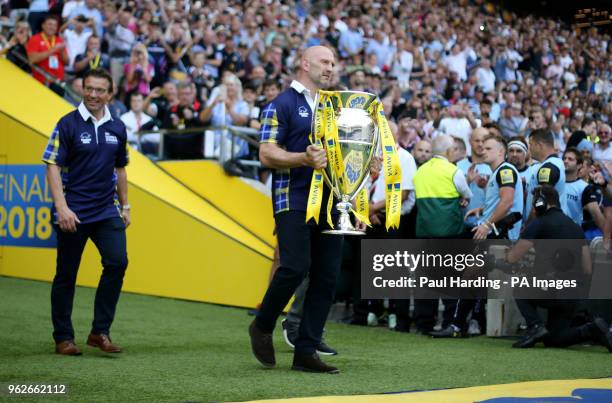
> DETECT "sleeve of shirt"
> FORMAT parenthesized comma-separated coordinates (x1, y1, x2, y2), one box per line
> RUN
(453, 169, 473, 199)
(259, 101, 287, 145)
(581, 184, 601, 207)
(115, 125, 129, 168)
(25, 35, 41, 56)
(42, 120, 69, 166)
(537, 162, 561, 186)
(400, 151, 417, 190)
(496, 166, 518, 188)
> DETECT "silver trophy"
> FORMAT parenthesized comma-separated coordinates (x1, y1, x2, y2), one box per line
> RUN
(311, 91, 380, 235)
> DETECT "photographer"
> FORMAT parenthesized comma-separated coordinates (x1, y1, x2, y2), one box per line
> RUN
(505, 186, 612, 351)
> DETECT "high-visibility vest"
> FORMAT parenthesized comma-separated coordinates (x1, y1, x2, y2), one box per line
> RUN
(413, 156, 465, 237)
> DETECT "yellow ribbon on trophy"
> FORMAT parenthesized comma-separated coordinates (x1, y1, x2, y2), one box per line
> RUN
(306, 91, 345, 227)
(306, 92, 401, 231)
(305, 95, 326, 224)
(371, 99, 402, 230)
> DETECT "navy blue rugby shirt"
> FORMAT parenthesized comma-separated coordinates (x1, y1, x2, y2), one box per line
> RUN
(42, 103, 129, 224)
(260, 80, 335, 216)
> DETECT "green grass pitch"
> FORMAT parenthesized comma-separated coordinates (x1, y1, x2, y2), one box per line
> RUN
(1, 276, 610, 402)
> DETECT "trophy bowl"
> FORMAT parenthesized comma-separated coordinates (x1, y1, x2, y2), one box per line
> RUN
(311, 90, 380, 235)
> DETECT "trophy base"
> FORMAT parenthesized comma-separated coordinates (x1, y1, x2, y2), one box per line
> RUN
(322, 200, 366, 236)
(322, 229, 366, 236)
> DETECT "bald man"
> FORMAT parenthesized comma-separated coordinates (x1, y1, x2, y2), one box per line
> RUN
(249, 46, 342, 373)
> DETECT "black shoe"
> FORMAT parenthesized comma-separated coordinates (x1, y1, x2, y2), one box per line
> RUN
(512, 325, 549, 348)
(249, 320, 275, 368)
(281, 319, 297, 349)
(292, 353, 339, 374)
(592, 317, 612, 353)
(316, 341, 338, 356)
(429, 325, 464, 338)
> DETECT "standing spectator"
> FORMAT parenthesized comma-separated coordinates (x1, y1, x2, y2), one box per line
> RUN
(60, 15, 95, 68)
(106, 8, 136, 86)
(73, 35, 109, 78)
(438, 103, 480, 155)
(68, 0, 104, 38)
(338, 14, 363, 58)
(27, 15, 69, 90)
(445, 44, 468, 82)
(28, 0, 50, 35)
(123, 43, 154, 97)
(9, 0, 30, 26)
(474, 58, 496, 94)
(201, 73, 249, 158)
(220, 34, 244, 78)
(391, 38, 413, 91)
(143, 19, 170, 88)
(163, 82, 203, 160)
(411, 140, 432, 167)
(1, 21, 31, 74)
(42, 68, 130, 356)
(593, 123, 612, 164)
(498, 102, 528, 138)
(144, 81, 179, 124)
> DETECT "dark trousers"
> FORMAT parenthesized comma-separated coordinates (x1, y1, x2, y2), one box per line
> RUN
(51, 217, 128, 342)
(414, 299, 457, 332)
(515, 299, 592, 347)
(256, 211, 343, 354)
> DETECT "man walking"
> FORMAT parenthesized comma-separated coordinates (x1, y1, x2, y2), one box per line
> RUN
(249, 46, 343, 373)
(43, 68, 130, 355)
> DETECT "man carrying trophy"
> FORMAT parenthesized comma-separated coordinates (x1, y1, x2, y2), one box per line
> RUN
(249, 45, 401, 374)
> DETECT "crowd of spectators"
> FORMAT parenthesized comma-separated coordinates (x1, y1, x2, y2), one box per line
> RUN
(0, 0, 610, 164)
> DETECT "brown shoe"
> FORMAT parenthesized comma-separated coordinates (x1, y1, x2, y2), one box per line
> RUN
(86, 333, 122, 353)
(55, 340, 82, 356)
(248, 320, 275, 368)
(292, 353, 339, 374)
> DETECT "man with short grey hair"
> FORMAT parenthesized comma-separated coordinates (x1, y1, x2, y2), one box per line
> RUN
(412, 134, 472, 333)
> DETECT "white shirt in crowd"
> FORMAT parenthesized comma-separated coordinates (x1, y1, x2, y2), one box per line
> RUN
(371, 147, 418, 215)
(474, 66, 496, 93)
(438, 117, 481, 156)
(445, 52, 468, 81)
(63, 29, 92, 67)
(594, 143, 612, 163)
(391, 50, 413, 89)
(61, 0, 84, 19)
(120, 110, 157, 145)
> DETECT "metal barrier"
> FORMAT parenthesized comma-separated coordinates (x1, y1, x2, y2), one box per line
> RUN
(137, 125, 262, 176)
(7, 50, 81, 101)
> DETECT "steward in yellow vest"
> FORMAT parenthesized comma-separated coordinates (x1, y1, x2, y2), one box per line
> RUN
(413, 136, 472, 237)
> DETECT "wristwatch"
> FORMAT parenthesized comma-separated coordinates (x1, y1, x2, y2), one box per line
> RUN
(122, 204, 131, 211)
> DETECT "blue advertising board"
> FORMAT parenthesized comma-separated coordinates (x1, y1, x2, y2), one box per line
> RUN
(0, 164, 56, 247)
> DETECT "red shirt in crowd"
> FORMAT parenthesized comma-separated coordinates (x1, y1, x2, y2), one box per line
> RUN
(26, 32, 66, 83)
